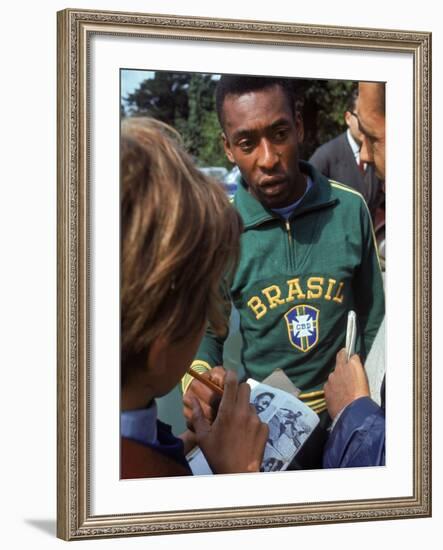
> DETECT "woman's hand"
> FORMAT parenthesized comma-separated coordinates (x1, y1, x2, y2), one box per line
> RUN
(183, 366, 226, 427)
(190, 370, 269, 474)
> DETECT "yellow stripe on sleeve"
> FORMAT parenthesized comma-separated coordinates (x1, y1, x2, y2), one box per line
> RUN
(330, 180, 383, 273)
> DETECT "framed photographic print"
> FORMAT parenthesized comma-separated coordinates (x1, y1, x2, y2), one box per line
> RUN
(57, 8, 431, 540)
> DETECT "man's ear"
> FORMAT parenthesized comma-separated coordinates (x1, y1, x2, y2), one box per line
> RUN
(222, 132, 235, 164)
(295, 112, 304, 144)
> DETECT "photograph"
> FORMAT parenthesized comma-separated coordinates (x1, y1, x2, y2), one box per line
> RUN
(250, 383, 319, 469)
(119, 69, 385, 480)
(56, 7, 431, 540)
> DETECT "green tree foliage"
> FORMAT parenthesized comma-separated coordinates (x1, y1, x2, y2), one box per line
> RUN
(180, 74, 227, 167)
(295, 79, 355, 159)
(123, 71, 356, 168)
(125, 71, 229, 168)
(125, 72, 190, 125)
(198, 111, 227, 168)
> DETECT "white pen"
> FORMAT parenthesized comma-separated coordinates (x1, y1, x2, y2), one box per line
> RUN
(345, 310, 357, 361)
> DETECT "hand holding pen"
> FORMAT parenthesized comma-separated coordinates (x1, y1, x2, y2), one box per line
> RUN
(183, 366, 226, 428)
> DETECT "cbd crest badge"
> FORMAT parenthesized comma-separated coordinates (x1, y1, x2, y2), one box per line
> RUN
(284, 305, 320, 352)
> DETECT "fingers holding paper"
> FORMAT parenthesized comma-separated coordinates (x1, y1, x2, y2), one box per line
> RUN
(191, 370, 268, 474)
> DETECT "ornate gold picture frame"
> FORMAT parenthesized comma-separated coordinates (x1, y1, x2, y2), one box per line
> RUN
(57, 8, 431, 540)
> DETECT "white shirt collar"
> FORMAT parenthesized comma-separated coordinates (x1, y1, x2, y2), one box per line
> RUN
(346, 129, 360, 160)
(121, 401, 158, 444)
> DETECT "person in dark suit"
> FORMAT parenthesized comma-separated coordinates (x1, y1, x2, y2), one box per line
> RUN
(323, 81, 387, 469)
(309, 88, 381, 220)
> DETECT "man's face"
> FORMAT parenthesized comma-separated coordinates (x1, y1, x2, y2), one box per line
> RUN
(344, 109, 364, 146)
(221, 85, 304, 209)
(356, 83, 386, 180)
(255, 393, 272, 413)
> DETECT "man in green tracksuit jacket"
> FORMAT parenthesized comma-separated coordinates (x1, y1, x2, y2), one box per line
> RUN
(183, 75, 384, 436)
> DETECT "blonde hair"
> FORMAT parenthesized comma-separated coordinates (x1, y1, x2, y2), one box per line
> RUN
(121, 117, 241, 381)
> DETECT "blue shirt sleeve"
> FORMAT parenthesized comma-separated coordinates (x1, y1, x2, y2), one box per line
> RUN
(323, 397, 385, 468)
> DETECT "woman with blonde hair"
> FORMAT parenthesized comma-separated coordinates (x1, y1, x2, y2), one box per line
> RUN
(120, 117, 268, 478)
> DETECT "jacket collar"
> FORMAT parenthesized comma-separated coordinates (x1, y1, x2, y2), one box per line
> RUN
(233, 160, 338, 230)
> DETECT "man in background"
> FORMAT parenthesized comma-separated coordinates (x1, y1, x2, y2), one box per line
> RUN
(323, 81, 386, 468)
(309, 87, 381, 220)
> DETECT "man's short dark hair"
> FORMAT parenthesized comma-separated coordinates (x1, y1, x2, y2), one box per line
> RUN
(254, 391, 275, 403)
(346, 86, 359, 113)
(215, 74, 296, 129)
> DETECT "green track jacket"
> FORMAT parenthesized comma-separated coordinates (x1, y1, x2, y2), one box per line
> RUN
(192, 161, 385, 393)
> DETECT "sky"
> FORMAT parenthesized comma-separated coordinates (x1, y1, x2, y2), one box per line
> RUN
(120, 69, 154, 103)
(121, 69, 221, 107)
